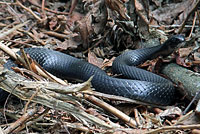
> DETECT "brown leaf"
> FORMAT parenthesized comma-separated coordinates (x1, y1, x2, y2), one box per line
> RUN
(178, 47, 193, 58)
(139, 58, 163, 74)
(28, 0, 41, 6)
(102, 57, 116, 68)
(176, 56, 192, 67)
(68, 1, 107, 49)
(194, 52, 200, 61)
(56, 39, 79, 50)
(88, 51, 104, 68)
(150, 0, 196, 25)
(148, 58, 163, 74)
(48, 16, 66, 32)
(49, 16, 58, 31)
(105, 0, 129, 20)
(86, 0, 108, 35)
(30, 59, 37, 73)
(159, 107, 182, 119)
(66, 11, 83, 29)
(75, 16, 94, 48)
(12, 67, 25, 75)
(32, 29, 45, 40)
(135, 0, 150, 37)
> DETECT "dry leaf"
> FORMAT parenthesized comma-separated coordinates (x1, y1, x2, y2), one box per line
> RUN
(147, 58, 163, 74)
(159, 107, 182, 119)
(28, 0, 41, 6)
(75, 20, 90, 48)
(88, 51, 104, 68)
(49, 16, 58, 31)
(32, 29, 45, 39)
(66, 11, 83, 29)
(48, 16, 66, 32)
(194, 52, 200, 61)
(105, 0, 129, 20)
(178, 47, 193, 58)
(102, 57, 116, 68)
(176, 56, 192, 67)
(56, 38, 79, 50)
(150, 0, 196, 25)
(152, 0, 161, 7)
(86, 0, 107, 34)
(135, 0, 150, 37)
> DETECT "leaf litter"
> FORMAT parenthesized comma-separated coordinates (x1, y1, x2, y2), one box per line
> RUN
(0, 0, 200, 133)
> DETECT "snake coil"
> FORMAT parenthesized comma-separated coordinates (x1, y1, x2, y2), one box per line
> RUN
(1, 35, 185, 105)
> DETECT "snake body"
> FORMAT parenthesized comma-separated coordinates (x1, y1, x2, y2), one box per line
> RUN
(1, 35, 185, 105)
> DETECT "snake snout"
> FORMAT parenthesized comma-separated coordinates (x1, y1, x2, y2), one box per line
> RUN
(173, 34, 185, 43)
(169, 34, 185, 45)
(162, 34, 185, 50)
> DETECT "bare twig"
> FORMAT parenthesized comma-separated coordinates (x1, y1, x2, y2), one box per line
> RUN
(134, 108, 141, 126)
(0, 21, 29, 39)
(0, 41, 67, 85)
(3, 109, 37, 134)
(24, 88, 39, 114)
(197, 10, 200, 27)
(29, 1, 69, 15)
(18, 29, 46, 45)
(0, 2, 17, 5)
(83, 94, 137, 127)
(84, 91, 168, 109)
(16, 0, 43, 22)
(183, 88, 200, 114)
(188, 11, 197, 38)
(13, 108, 50, 133)
(146, 124, 200, 134)
(42, 30, 72, 39)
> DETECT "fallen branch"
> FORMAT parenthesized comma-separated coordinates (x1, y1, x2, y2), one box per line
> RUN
(84, 94, 137, 127)
(161, 63, 200, 102)
(0, 68, 112, 129)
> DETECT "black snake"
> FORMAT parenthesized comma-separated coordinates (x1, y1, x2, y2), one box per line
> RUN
(1, 35, 185, 105)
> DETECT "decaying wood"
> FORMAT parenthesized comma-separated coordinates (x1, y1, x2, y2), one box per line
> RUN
(141, 37, 200, 104)
(0, 68, 112, 129)
(161, 63, 200, 102)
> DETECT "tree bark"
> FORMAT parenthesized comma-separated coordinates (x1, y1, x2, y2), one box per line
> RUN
(161, 63, 200, 101)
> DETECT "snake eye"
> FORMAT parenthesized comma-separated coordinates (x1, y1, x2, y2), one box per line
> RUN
(164, 35, 185, 48)
(161, 35, 185, 50)
(170, 35, 185, 44)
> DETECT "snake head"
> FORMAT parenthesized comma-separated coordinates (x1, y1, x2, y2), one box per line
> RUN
(164, 34, 185, 49)
(157, 35, 185, 57)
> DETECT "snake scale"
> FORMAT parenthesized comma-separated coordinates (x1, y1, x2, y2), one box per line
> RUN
(0, 35, 185, 105)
